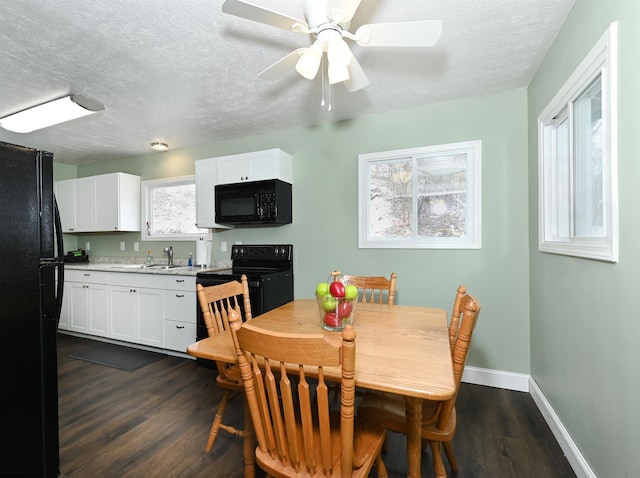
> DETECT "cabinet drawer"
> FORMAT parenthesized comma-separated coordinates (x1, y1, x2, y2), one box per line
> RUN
(108, 272, 165, 289)
(165, 290, 196, 323)
(66, 270, 108, 284)
(164, 320, 197, 352)
(163, 275, 195, 292)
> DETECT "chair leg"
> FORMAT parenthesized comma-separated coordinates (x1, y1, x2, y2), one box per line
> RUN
(429, 440, 448, 478)
(443, 440, 458, 472)
(375, 453, 389, 478)
(205, 389, 232, 453)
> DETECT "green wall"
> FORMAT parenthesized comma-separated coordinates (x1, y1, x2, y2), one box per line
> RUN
(57, 88, 531, 374)
(528, 1, 640, 477)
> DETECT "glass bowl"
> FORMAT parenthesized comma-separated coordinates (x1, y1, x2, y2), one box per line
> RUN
(317, 293, 357, 331)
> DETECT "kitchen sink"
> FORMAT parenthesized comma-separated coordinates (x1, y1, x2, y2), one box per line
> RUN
(112, 264, 149, 269)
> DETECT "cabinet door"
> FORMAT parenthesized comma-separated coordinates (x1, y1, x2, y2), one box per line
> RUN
(68, 282, 89, 332)
(246, 149, 279, 182)
(93, 174, 119, 231)
(74, 177, 94, 232)
(87, 284, 109, 337)
(216, 154, 247, 184)
(58, 281, 71, 330)
(195, 159, 231, 229)
(55, 180, 76, 232)
(109, 286, 137, 342)
(137, 288, 164, 347)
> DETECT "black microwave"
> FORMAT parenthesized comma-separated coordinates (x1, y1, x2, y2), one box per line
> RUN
(215, 179, 292, 225)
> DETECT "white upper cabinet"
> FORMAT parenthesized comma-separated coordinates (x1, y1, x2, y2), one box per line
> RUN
(93, 173, 140, 231)
(55, 172, 140, 233)
(195, 148, 292, 228)
(215, 148, 292, 185)
(195, 158, 231, 229)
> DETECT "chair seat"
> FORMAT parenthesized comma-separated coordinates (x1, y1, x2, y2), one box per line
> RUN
(216, 364, 243, 390)
(358, 391, 445, 434)
(256, 412, 386, 478)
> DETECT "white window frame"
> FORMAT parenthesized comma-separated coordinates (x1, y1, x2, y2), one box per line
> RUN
(141, 175, 212, 242)
(358, 141, 481, 249)
(538, 22, 618, 262)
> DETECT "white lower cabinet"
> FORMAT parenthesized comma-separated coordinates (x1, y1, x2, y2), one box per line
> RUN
(61, 270, 196, 353)
(107, 273, 165, 348)
(163, 276, 196, 352)
(65, 271, 108, 336)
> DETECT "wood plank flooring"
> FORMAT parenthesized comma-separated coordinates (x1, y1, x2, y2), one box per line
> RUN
(57, 333, 576, 477)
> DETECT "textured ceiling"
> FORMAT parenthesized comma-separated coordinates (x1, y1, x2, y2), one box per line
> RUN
(0, 0, 574, 165)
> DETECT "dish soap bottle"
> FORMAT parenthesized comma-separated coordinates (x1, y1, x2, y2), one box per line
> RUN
(188, 252, 193, 267)
(146, 250, 153, 266)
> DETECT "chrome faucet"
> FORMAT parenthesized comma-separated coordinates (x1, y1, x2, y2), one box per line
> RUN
(163, 246, 174, 267)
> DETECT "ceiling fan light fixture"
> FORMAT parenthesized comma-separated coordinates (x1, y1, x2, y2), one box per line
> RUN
(150, 142, 169, 152)
(328, 62, 350, 85)
(295, 45, 322, 80)
(0, 94, 104, 133)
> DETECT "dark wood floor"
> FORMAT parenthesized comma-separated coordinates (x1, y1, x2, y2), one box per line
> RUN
(57, 333, 576, 477)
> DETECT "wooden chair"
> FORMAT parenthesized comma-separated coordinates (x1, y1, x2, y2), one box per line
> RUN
(357, 286, 481, 478)
(227, 310, 389, 478)
(196, 275, 252, 453)
(343, 272, 397, 305)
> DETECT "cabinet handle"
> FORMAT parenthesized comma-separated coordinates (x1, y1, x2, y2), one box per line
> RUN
(83, 273, 91, 276)
(130, 289, 136, 293)
(175, 279, 185, 283)
(175, 294, 185, 298)
(83, 285, 89, 289)
(175, 325, 185, 329)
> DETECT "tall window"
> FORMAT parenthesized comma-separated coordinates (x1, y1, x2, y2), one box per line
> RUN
(141, 176, 210, 241)
(538, 22, 618, 262)
(358, 141, 481, 249)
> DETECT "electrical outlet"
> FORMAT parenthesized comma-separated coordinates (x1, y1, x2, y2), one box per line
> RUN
(235, 241, 242, 245)
(120, 241, 125, 251)
(221, 241, 227, 252)
(85, 242, 90, 251)
(133, 242, 139, 252)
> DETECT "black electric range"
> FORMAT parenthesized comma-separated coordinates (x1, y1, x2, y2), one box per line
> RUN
(195, 244, 294, 343)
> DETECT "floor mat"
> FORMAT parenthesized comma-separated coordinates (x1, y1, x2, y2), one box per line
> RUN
(69, 342, 164, 371)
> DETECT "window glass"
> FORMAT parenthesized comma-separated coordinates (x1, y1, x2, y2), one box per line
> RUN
(359, 141, 481, 249)
(538, 22, 617, 262)
(141, 176, 210, 241)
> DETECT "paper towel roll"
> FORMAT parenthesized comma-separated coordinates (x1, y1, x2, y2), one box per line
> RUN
(196, 238, 208, 266)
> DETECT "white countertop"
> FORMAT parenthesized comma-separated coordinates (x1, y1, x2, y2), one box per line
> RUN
(64, 261, 231, 277)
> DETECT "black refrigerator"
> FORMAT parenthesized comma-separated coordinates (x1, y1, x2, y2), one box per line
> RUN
(0, 141, 64, 477)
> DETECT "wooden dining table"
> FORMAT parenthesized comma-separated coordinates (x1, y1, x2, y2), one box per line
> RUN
(187, 299, 455, 478)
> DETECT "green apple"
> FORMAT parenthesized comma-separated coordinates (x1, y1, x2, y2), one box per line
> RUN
(316, 282, 330, 297)
(344, 284, 358, 300)
(322, 294, 337, 312)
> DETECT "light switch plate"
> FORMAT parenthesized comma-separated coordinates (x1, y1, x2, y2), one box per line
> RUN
(221, 241, 227, 252)
(85, 242, 90, 251)
(133, 242, 139, 252)
(120, 241, 125, 251)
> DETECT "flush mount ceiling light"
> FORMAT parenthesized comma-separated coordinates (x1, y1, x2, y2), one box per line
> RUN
(150, 142, 168, 152)
(0, 94, 104, 133)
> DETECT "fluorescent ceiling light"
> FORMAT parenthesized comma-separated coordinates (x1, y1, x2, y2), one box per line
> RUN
(0, 95, 104, 133)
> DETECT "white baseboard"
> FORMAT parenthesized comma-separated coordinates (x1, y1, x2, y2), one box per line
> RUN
(462, 365, 530, 392)
(461, 366, 596, 478)
(529, 378, 596, 478)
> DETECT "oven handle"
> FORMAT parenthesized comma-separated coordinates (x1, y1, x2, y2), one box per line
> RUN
(247, 279, 261, 288)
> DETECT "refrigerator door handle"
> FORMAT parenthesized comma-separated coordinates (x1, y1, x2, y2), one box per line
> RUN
(54, 196, 65, 326)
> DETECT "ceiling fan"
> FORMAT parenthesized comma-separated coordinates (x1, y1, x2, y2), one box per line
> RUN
(222, 0, 443, 92)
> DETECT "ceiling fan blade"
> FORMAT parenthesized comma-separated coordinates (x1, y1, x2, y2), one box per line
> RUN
(354, 20, 443, 47)
(343, 55, 369, 92)
(222, 0, 308, 32)
(258, 49, 306, 80)
(326, 0, 362, 24)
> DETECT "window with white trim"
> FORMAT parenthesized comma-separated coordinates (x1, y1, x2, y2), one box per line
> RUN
(141, 176, 210, 241)
(538, 22, 618, 262)
(358, 141, 481, 249)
